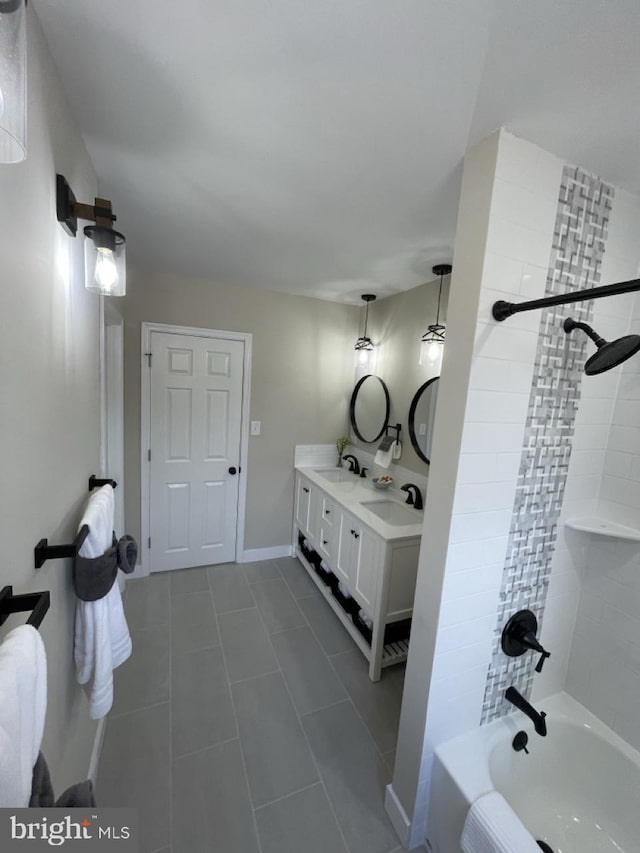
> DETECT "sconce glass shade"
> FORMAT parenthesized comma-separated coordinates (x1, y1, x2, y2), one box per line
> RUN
(419, 323, 446, 365)
(83, 226, 126, 296)
(0, 0, 27, 163)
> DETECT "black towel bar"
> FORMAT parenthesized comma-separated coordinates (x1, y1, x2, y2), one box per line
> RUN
(34, 524, 90, 569)
(385, 423, 402, 441)
(0, 586, 50, 629)
(89, 474, 117, 490)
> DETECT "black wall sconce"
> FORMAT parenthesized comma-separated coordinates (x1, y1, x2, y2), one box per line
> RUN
(56, 173, 127, 296)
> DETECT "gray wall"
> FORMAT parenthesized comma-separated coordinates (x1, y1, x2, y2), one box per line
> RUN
(349, 278, 448, 475)
(0, 10, 100, 790)
(120, 270, 359, 552)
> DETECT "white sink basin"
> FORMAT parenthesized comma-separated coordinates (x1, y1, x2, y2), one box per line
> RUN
(313, 468, 355, 483)
(359, 500, 422, 526)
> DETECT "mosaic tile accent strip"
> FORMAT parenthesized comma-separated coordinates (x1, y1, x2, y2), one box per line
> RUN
(481, 166, 614, 723)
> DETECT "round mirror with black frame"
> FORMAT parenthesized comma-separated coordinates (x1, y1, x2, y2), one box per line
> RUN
(349, 374, 391, 443)
(408, 376, 439, 464)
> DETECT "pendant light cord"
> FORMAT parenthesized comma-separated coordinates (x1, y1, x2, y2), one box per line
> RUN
(435, 273, 443, 326)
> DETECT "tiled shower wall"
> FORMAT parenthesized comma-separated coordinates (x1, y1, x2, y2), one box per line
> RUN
(560, 189, 640, 748)
(532, 189, 640, 705)
(481, 167, 613, 721)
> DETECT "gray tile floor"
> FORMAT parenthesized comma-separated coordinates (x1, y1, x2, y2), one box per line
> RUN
(97, 557, 414, 853)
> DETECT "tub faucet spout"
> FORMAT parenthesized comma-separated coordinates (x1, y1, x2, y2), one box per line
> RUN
(505, 686, 547, 737)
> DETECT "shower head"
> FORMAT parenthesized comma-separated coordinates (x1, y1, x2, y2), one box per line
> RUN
(563, 317, 640, 375)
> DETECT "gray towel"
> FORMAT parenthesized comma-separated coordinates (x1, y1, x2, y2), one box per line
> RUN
(117, 535, 138, 574)
(377, 435, 394, 452)
(56, 779, 96, 808)
(74, 533, 119, 601)
(29, 752, 96, 808)
(29, 752, 54, 807)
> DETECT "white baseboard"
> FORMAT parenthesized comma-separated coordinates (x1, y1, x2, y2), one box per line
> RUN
(88, 717, 107, 783)
(128, 562, 150, 580)
(241, 545, 293, 563)
(385, 783, 411, 849)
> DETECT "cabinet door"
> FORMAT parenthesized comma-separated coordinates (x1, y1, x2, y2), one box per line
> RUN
(307, 485, 320, 543)
(295, 476, 311, 535)
(335, 510, 355, 586)
(351, 525, 379, 615)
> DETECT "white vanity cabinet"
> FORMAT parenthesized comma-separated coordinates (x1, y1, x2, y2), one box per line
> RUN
(293, 469, 421, 681)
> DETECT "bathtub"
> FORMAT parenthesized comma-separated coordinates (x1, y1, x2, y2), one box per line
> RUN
(428, 692, 640, 853)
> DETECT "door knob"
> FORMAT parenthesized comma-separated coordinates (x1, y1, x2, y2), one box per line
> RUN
(228, 466, 237, 475)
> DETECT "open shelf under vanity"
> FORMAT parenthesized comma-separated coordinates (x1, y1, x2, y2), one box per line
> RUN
(295, 537, 412, 675)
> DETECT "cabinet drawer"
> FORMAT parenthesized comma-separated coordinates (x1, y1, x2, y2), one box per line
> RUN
(321, 497, 337, 527)
(318, 523, 335, 563)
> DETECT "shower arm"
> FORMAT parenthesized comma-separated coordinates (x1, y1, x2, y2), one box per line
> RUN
(492, 278, 640, 322)
(564, 318, 606, 347)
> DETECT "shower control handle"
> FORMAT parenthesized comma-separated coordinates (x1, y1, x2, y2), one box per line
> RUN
(502, 609, 551, 673)
(535, 649, 551, 673)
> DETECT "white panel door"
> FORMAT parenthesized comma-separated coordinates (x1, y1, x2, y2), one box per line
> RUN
(149, 331, 244, 571)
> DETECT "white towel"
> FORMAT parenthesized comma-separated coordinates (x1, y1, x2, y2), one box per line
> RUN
(461, 792, 541, 853)
(374, 437, 395, 469)
(338, 581, 352, 599)
(74, 485, 132, 719)
(358, 609, 373, 630)
(0, 625, 47, 807)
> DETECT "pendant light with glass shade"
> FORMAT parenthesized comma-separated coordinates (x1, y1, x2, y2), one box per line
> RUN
(355, 294, 376, 367)
(0, 0, 27, 164)
(420, 264, 451, 365)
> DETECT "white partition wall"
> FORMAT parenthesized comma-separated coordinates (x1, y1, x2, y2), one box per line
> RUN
(387, 128, 625, 848)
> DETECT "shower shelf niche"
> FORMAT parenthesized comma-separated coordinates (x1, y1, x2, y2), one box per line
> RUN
(565, 517, 640, 542)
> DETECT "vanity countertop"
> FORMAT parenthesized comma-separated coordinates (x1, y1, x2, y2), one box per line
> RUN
(296, 466, 424, 541)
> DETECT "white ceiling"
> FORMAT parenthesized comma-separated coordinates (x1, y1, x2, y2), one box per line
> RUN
(34, 0, 640, 303)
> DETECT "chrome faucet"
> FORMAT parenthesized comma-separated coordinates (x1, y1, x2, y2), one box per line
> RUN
(400, 483, 423, 510)
(505, 686, 547, 737)
(342, 454, 360, 475)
